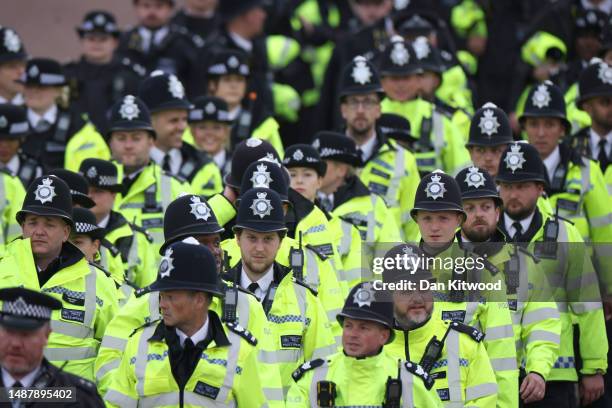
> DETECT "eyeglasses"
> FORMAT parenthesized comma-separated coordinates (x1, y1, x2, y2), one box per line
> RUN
(344, 98, 380, 109)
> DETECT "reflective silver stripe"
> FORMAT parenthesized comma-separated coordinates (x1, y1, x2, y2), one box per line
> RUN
(160, 174, 172, 212)
(44, 346, 97, 361)
(489, 357, 517, 371)
(343, 268, 362, 283)
(465, 382, 498, 401)
(527, 330, 561, 344)
(312, 344, 338, 360)
(126, 234, 140, 281)
(0, 175, 6, 245)
(483, 324, 514, 341)
(84, 267, 97, 328)
(149, 230, 165, 243)
(523, 308, 559, 325)
(96, 359, 120, 381)
(99, 247, 109, 271)
(589, 213, 612, 228)
(607, 183, 612, 195)
(135, 325, 157, 397)
(305, 249, 320, 290)
(149, 293, 161, 321)
(216, 330, 242, 403)
(259, 349, 297, 363)
(556, 302, 569, 313)
(464, 302, 479, 325)
(119, 202, 152, 209)
(139, 392, 179, 407)
(571, 301, 602, 313)
(184, 391, 235, 407)
(237, 291, 250, 329)
(50, 320, 92, 338)
(367, 195, 377, 242)
(104, 389, 137, 408)
(326, 308, 342, 323)
(385, 146, 404, 207)
(400, 362, 414, 408)
(308, 362, 329, 404)
(432, 110, 444, 168)
(101, 335, 128, 351)
(339, 220, 353, 256)
(293, 282, 307, 323)
(446, 328, 463, 404)
(580, 159, 590, 203)
(263, 387, 285, 402)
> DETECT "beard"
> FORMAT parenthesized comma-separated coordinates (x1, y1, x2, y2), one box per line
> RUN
(463, 221, 497, 242)
(243, 257, 274, 276)
(506, 205, 535, 222)
(394, 308, 431, 330)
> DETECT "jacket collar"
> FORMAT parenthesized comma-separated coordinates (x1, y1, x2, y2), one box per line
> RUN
(498, 208, 543, 244)
(285, 188, 316, 237)
(334, 175, 372, 208)
(224, 261, 291, 287)
(149, 309, 230, 348)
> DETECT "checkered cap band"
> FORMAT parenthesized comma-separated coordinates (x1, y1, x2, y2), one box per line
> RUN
(2, 297, 52, 319)
(98, 175, 118, 186)
(75, 222, 99, 234)
(319, 147, 345, 158)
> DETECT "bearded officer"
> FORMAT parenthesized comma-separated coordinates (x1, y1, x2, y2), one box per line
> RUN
(105, 241, 269, 407)
(0, 175, 118, 382)
(0, 287, 104, 407)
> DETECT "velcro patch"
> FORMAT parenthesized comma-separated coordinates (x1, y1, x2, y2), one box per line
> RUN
(556, 198, 579, 212)
(441, 310, 466, 322)
(62, 293, 85, 306)
(142, 217, 163, 229)
(193, 381, 220, 400)
(281, 335, 302, 348)
(370, 167, 391, 179)
(437, 388, 450, 401)
(310, 243, 334, 257)
(430, 371, 446, 380)
(368, 181, 388, 196)
(61, 308, 85, 323)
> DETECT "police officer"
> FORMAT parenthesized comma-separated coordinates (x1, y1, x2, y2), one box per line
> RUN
(224, 187, 337, 395)
(455, 165, 562, 406)
(284, 143, 363, 292)
(409, 169, 519, 408)
(383, 243, 499, 407)
(204, 49, 283, 155)
(187, 95, 233, 177)
(0, 175, 118, 381)
(496, 142, 608, 407)
(287, 281, 443, 407)
(108, 94, 190, 254)
(338, 55, 421, 241)
(20, 58, 110, 171)
(313, 131, 401, 269)
(79, 158, 156, 289)
(104, 242, 269, 407)
(117, 0, 199, 93)
(171, 0, 220, 40)
(0, 26, 26, 105)
(466, 102, 514, 178)
(64, 10, 145, 135)
(520, 80, 612, 246)
(139, 72, 222, 197)
(48, 169, 96, 208)
(0, 287, 105, 407)
(0, 104, 44, 188)
(0, 105, 28, 247)
(378, 35, 471, 176)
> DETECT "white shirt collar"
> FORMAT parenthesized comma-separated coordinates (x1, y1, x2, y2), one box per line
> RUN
(2, 366, 41, 388)
(240, 265, 274, 301)
(212, 150, 227, 170)
(227, 106, 241, 121)
(150, 146, 182, 175)
(354, 132, 377, 162)
(0, 93, 23, 105)
(589, 128, 612, 159)
(138, 26, 169, 52)
(98, 213, 111, 229)
(542, 145, 561, 183)
(228, 31, 253, 52)
(1, 155, 20, 175)
(27, 105, 58, 128)
(176, 318, 209, 348)
(581, 0, 612, 14)
(503, 211, 535, 239)
(317, 191, 334, 207)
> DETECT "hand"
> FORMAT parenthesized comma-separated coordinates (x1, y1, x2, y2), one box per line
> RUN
(223, 185, 237, 204)
(579, 374, 604, 406)
(520, 372, 546, 403)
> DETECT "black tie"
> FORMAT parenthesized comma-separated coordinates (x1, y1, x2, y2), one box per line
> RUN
(183, 337, 194, 350)
(598, 139, 609, 173)
(512, 222, 523, 242)
(356, 148, 365, 163)
(11, 382, 22, 408)
(12, 381, 22, 388)
(162, 154, 172, 172)
(247, 282, 259, 294)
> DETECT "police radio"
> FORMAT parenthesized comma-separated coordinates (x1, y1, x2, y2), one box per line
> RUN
(290, 232, 305, 281)
(235, 92, 256, 140)
(316, 381, 336, 407)
(505, 246, 520, 295)
(382, 361, 402, 408)
(420, 336, 444, 373)
(550, 164, 567, 192)
(222, 250, 238, 323)
(535, 208, 560, 259)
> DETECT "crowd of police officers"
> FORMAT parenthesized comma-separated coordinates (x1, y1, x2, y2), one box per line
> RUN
(0, 0, 610, 407)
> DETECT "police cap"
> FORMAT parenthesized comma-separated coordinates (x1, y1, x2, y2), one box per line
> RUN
(207, 49, 250, 78)
(233, 188, 287, 234)
(72, 207, 104, 240)
(0, 104, 29, 139)
(283, 144, 326, 177)
(79, 158, 122, 193)
(108, 95, 155, 138)
(496, 142, 547, 185)
(17, 175, 74, 229)
(467, 102, 513, 147)
(377, 113, 415, 144)
(76, 10, 120, 37)
(455, 166, 502, 206)
(188, 96, 233, 124)
(18, 58, 66, 87)
(519, 81, 571, 131)
(339, 56, 384, 100)
(138, 71, 191, 114)
(312, 131, 361, 167)
(0, 287, 61, 331)
(160, 194, 224, 254)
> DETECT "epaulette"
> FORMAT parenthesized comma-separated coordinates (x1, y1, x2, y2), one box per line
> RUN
(226, 321, 257, 346)
(291, 358, 326, 382)
(292, 277, 318, 297)
(88, 261, 112, 279)
(128, 222, 154, 243)
(101, 239, 120, 257)
(129, 318, 161, 338)
(404, 361, 435, 390)
(121, 57, 147, 77)
(162, 170, 187, 184)
(516, 245, 540, 263)
(305, 244, 328, 261)
(448, 321, 485, 342)
(0, 167, 16, 177)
